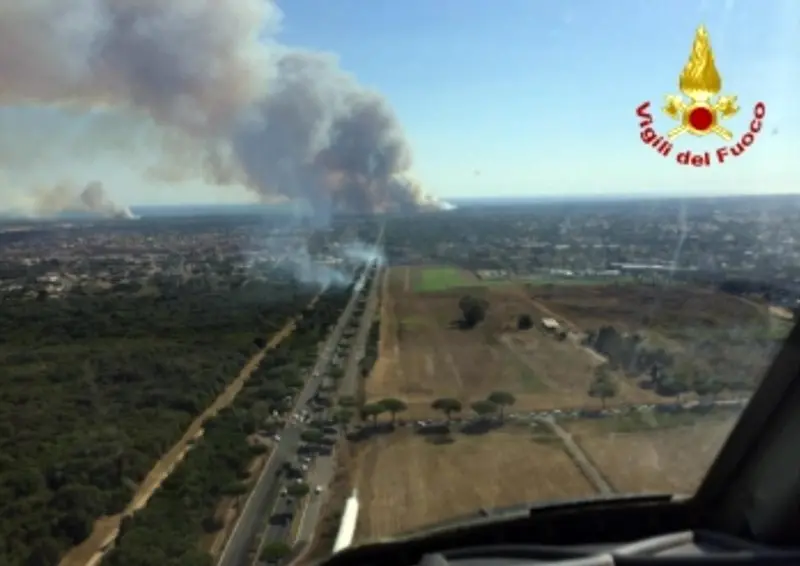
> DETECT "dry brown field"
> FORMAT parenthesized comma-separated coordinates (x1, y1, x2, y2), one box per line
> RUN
(342, 266, 756, 546)
(351, 428, 595, 543)
(348, 415, 735, 544)
(344, 413, 740, 545)
(368, 266, 670, 419)
(564, 414, 737, 494)
(527, 282, 782, 385)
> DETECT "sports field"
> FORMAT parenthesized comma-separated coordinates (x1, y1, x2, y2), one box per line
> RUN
(413, 266, 483, 292)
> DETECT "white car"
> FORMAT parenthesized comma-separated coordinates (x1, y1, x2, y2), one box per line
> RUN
(314, 485, 323, 494)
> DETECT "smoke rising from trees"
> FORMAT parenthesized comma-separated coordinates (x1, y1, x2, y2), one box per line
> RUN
(13, 180, 136, 219)
(0, 0, 449, 217)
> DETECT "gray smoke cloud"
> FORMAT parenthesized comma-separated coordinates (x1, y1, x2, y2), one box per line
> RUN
(0, 0, 451, 216)
(288, 241, 383, 290)
(80, 181, 137, 219)
(245, 235, 383, 290)
(14, 180, 136, 219)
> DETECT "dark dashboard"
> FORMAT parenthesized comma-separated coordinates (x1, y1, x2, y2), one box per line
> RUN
(407, 531, 800, 566)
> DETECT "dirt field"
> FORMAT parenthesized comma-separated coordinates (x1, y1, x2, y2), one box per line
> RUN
(351, 428, 595, 542)
(350, 269, 753, 545)
(367, 267, 663, 418)
(564, 414, 737, 494)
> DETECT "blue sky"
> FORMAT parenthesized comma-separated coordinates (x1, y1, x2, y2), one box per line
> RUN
(276, 0, 799, 201)
(4, 0, 799, 206)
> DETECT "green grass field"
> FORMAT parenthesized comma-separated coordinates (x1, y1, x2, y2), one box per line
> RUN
(414, 267, 478, 292)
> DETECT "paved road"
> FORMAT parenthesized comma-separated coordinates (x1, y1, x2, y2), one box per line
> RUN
(295, 455, 336, 541)
(288, 254, 384, 548)
(262, 449, 336, 546)
(261, 490, 294, 546)
(218, 262, 374, 566)
(252, 238, 385, 557)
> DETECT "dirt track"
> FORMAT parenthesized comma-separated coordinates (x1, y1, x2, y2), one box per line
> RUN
(60, 296, 319, 566)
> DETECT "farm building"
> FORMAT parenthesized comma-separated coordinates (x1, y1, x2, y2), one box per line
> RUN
(541, 317, 560, 331)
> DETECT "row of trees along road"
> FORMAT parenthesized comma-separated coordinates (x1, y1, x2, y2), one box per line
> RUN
(328, 391, 519, 427)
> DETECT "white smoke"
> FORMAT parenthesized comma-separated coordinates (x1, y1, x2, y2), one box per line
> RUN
(6, 179, 136, 219)
(0, 0, 451, 217)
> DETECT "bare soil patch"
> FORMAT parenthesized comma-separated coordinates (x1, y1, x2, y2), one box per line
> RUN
(769, 305, 793, 320)
(351, 429, 594, 543)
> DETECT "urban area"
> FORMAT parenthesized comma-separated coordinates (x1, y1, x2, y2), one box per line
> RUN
(0, 194, 796, 566)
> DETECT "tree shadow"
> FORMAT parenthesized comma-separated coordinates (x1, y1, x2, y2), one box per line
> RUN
(449, 319, 479, 331)
(346, 423, 395, 442)
(425, 433, 456, 445)
(459, 419, 500, 435)
(415, 423, 450, 436)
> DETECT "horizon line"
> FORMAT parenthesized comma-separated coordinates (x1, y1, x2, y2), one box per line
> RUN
(128, 191, 800, 208)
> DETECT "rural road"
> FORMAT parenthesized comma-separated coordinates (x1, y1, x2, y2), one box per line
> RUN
(218, 256, 381, 566)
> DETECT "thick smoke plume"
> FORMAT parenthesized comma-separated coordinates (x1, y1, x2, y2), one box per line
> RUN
(288, 241, 385, 290)
(15, 180, 136, 219)
(245, 236, 384, 290)
(0, 0, 450, 216)
(80, 181, 137, 219)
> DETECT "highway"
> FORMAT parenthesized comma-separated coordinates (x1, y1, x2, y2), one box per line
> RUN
(290, 229, 387, 545)
(286, 258, 384, 550)
(217, 257, 378, 566)
(259, 449, 335, 546)
(294, 454, 335, 541)
(255, 259, 381, 553)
